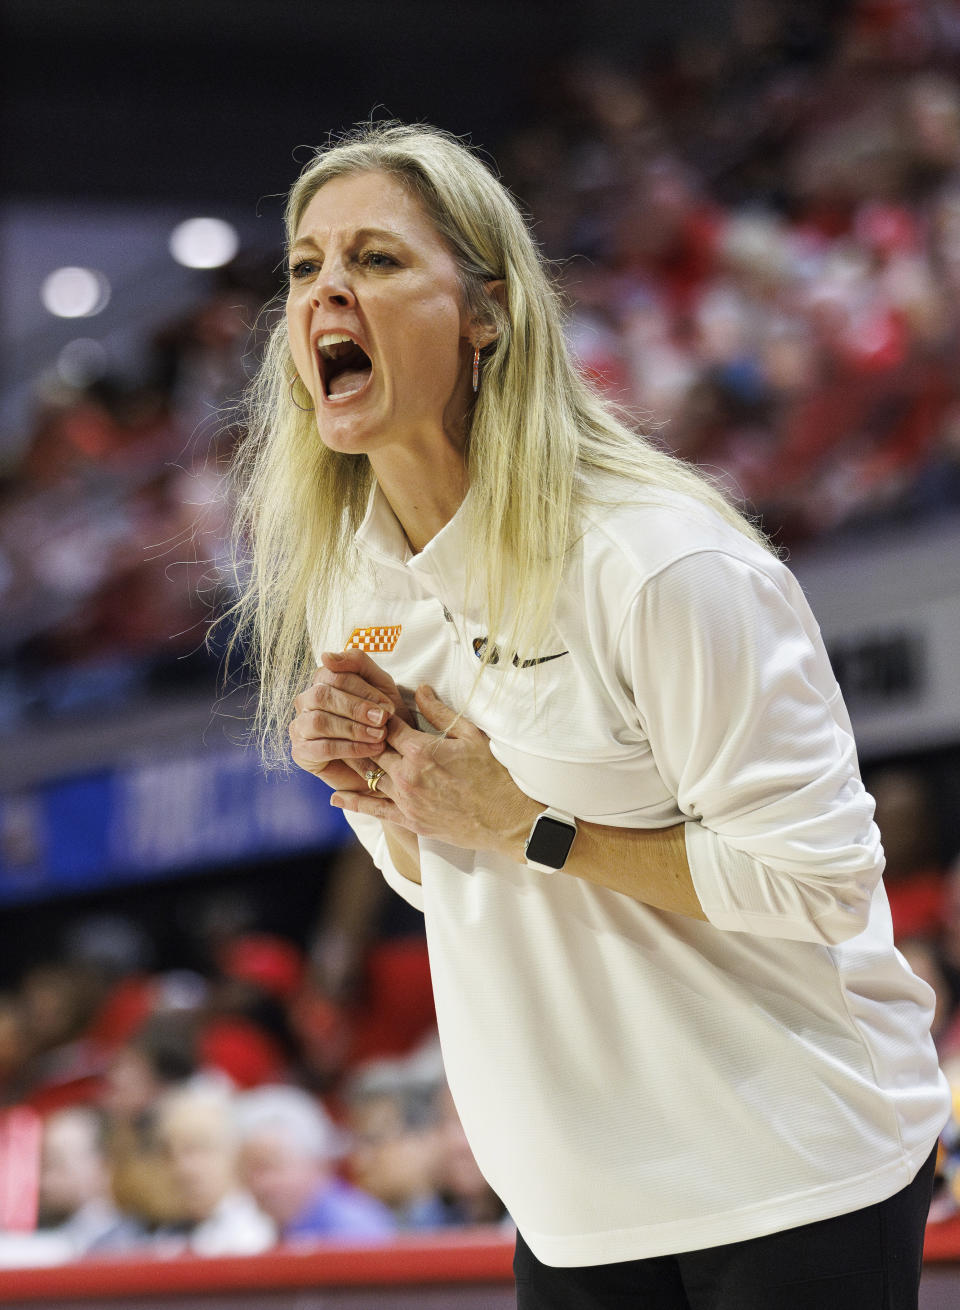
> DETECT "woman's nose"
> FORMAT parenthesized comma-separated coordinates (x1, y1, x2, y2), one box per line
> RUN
(310, 262, 355, 309)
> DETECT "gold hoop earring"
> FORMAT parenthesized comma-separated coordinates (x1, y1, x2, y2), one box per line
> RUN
(472, 346, 481, 394)
(289, 375, 314, 412)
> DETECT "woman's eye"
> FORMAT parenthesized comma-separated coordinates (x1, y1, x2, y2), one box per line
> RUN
(287, 251, 397, 280)
(360, 251, 396, 269)
(288, 260, 317, 280)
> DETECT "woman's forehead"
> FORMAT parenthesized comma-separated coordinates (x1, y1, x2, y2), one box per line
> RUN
(294, 170, 439, 245)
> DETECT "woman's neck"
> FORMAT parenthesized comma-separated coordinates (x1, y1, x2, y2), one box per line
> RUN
(370, 445, 469, 553)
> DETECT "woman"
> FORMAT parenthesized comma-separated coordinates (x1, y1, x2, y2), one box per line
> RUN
(231, 123, 949, 1309)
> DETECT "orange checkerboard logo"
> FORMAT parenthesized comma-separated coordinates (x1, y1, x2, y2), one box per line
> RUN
(344, 624, 402, 654)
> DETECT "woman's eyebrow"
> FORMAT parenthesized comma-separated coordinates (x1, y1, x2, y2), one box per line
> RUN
(354, 226, 406, 244)
(289, 226, 406, 255)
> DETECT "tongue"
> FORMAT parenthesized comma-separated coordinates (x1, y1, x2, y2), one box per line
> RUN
(328, 367, 370, 397)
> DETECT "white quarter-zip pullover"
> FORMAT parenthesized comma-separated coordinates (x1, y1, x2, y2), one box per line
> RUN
(314, 481, 949, 1266)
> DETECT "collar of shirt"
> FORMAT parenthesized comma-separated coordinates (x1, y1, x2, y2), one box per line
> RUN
(354, 481, 477, 613)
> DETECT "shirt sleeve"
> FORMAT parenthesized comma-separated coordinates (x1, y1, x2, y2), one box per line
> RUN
(341, 810, 425, 913)
(619, 549, 883, 944)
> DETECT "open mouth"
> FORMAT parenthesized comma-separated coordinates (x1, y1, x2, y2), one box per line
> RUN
(316, 333, 373, 400)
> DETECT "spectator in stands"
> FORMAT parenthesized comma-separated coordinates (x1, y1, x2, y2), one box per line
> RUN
(430, 1082, 507, 1228)
(102, 1011, 200, 1124)
(15, 962, 107, 1112)
(154, 1084, 274, 1256)
(343, 1060, 452, 1231)
(235, 1084, 395, 1242)
(38, 1106, 145, 1256)
(292, 841, 435, 1091)
(101, 1011, 200, 1228)
(0, 993, 26, 1103)
(868, 767, 946, 942)
(200, 931, 301, 1089)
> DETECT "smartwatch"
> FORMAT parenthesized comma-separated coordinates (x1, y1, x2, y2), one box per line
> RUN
(524, 807, 578, 873)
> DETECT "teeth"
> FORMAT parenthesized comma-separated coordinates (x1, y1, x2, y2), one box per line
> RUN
(316, 332, 356, 359)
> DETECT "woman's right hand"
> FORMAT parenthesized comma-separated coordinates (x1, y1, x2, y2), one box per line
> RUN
(289, 649, 413, 791)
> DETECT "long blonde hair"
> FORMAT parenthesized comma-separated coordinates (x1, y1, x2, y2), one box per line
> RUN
(228, 122, 770, 763)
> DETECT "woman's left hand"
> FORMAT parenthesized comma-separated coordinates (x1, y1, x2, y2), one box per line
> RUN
(331, 685, 539, 859)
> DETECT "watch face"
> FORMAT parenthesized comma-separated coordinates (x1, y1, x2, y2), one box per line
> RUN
(526, 815, 576, 868)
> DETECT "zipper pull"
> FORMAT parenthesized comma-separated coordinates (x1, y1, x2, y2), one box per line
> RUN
(441, 604, 461, 640)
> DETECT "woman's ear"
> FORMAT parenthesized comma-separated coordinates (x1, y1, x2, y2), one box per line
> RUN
(472, 279, 507, 349)
(485, 278, 507, 311)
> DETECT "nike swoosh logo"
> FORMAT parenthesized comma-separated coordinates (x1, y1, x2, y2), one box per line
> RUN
(472, 637, 569, 668)
(514, 651, 569, 668)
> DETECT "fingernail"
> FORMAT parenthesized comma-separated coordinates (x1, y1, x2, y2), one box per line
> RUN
(366, 707, 386, 725)
(330, 794, 344, 808)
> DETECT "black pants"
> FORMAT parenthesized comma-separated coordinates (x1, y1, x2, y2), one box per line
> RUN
(514, 1146, 938, 1310)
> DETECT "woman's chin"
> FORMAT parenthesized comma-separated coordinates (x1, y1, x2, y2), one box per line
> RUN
(314, 417, 383, 457)
(312, 384, 384, 454)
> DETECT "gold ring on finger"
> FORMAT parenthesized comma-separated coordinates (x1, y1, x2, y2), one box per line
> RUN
(364, 766, 386, 793)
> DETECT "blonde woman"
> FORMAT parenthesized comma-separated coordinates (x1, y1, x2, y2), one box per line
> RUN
(233, 124, 948, 1309)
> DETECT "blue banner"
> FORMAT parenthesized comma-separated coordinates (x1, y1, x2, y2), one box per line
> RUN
(0, 750, 350, 904)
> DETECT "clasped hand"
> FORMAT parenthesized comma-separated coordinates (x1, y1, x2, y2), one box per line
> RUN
(289, 650, 535, 858)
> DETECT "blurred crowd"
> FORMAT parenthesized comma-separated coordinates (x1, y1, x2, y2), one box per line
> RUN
(0, 842, 507, 1265)
(503, 0, 960, 545)
(3, 3, 960, 721)
(0, 271, 268, 724)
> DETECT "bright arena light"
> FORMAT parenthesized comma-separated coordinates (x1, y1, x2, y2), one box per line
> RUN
(169, 217, 239, 269)
(41, 266, 111, 318)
